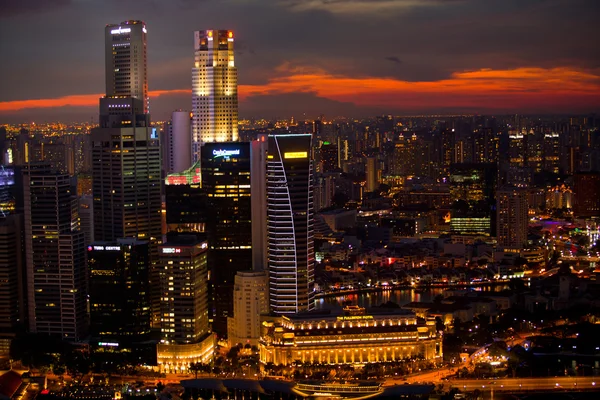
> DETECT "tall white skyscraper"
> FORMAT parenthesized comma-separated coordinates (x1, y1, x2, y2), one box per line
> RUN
(105, 20, 148, 113)
(192, 30, 238, 161)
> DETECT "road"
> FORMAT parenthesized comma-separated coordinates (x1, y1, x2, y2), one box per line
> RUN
(446, 376, 599, 392)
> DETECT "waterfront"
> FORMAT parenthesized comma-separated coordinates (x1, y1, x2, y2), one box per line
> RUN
(315, 285, 509, 310)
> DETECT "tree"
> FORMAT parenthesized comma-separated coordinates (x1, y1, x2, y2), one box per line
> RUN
(435, 316, 446, 332)
(188, 362, 202, 379)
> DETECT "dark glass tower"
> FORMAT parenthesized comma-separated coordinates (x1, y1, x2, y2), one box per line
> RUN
(267, 134, 315, 314)
(200, 142, 252, 336)
(88, 239, 151, 340)
(22, 163, 88, 340)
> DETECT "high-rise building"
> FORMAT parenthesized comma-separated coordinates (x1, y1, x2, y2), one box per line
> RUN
(366, 156, 379, 193)
(158, 237, 209, 343)
(227, 271, 269, 348)
(0, 214, 25, 350)
(574, 172, 600, 218)
(162, 110, 192, 174)
(192, 30, 238, 159)
(156, 236, 215, 372)
(78, 195, 94, 246)
(93, 20, 162, 327)
(201, 142, 252, 336)
(267, 134, 315, 314)
(22, 163, 88, 340)
(105, 20, 148, 113)
(88, 239, 151, 341)
(496, 187, 529, 249)
(250, 135, 268, 271)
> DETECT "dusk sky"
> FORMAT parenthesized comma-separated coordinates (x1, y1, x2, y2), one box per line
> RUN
(1, 0, 599, 123)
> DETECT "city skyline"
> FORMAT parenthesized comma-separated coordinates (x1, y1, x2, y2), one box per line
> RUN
(1, 0, 599, 123)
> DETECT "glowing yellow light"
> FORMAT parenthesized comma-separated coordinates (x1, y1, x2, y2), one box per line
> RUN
(228, 31, 233, 38)
(208, 31, 213, 37)
(284, 152, 308, 159)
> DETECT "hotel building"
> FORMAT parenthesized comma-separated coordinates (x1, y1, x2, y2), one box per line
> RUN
(260, 307, 442, 366)
(227, 271, 269, 348)
(266, 134, 315, 314)
(192, 30, 238, 160)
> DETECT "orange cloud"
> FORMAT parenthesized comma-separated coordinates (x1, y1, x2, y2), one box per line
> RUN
(1, 66, 598, 113)
(238, 66, 600, 110)
(0, 89, 191, 112)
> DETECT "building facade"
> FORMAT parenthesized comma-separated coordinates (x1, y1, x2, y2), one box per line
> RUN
(162, 110, 192, 174)
(227, 271, 269, 348)
(105, 20, 148, 113)
(201, 142, 252, 336)
(267, 134, 315, 314)
(260, 307, 442, 366)
(22, 164, 88, 340)
(159, 237, 209, 344)
(88, 239, 151, 341)
(496, 187, 529, 249)
(192, 30, 238, 159)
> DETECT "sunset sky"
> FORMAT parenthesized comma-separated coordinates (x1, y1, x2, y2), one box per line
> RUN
(1, 0, 599, 122)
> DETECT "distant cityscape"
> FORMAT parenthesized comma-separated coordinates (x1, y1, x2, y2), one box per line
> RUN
(0, 18, 599, 400)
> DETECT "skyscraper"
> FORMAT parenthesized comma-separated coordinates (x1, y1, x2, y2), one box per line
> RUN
(105, 21, 148, 113)
(162, 110, 192, 174)
(201, 142, 252, 336)
(496, 187, 529, 249)
(88, 239, 151, 341)
(227, 271, 269, 348)
(192, 30, 238, 160)
(158, 237, 209, 343)
(93, 20, 162, 327)
(22, 163, 88, 340)
(267, 134, 315, 314)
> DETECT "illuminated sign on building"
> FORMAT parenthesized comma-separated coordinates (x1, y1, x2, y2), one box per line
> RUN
(162, 247, 182, 254)
(89, 245, 121, 251)
(110, 27, 131, 35)
(284, 152, 308, 159)
(98, 342, 119, 347)
(212, 149, 240, 159)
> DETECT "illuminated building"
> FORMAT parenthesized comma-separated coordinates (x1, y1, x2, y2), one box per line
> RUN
(88, 239, 151, 340)
(162, 110, 192, 174)
(313, 173, 337, 212)
(250, 135, 268, 271)
(574, 172, 600, 218)
(157, 237, 215, 372)
(159, 237, 209, 343)
(192, 30, 238, 159)
(267, 134, 315, 314)
(165, 161, 206, 235)
(201, 142, 252, 336)
(93, 21, 162, 326)
(366, 156, 378, 193)
(509, 130, 525, 168)
(105, 20, 148, 113)
(259, 307, 442, 366)
(22, 163, 88, 340)
(320, 142, 338, 173)
(227, 271, 269, 348)
(496, 187, 528, 249)
(472, 128, 499, 164)
(543, 132, 560, 174)
(449, 163, 497, 236)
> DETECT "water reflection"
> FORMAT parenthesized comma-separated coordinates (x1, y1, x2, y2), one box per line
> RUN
(316, 285, 508, 311)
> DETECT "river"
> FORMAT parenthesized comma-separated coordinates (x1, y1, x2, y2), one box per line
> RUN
(315, 285, 509, 311)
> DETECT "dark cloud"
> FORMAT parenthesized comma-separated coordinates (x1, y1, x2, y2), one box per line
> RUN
(0, 0, 71, 17)
(385, 56, 402, 65)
